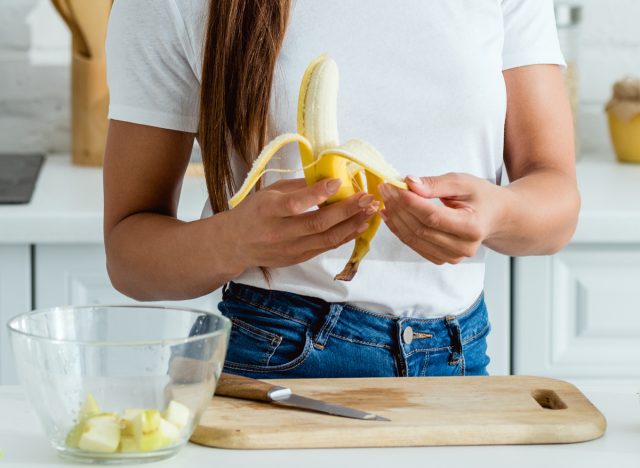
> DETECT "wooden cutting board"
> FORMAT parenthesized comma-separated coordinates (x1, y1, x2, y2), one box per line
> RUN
(190, 376, 606, 449)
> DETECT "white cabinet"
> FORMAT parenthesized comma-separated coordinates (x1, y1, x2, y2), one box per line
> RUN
(514, 245, 640, 378)
(0, 245, 31, 384)
(34, 244, 222, 311)
(484, 251, 510, 376)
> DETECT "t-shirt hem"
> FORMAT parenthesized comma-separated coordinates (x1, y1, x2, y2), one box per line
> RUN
(108, 104, 198, 133)
(502, 53, 567, 71)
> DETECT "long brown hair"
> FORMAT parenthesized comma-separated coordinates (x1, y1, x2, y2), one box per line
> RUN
(199, 0, 292, 214)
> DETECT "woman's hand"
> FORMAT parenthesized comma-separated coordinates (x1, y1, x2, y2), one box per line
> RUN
(378, 65, 580, 266)
(223, 177, 378, 272)
(379, 173, 506, 265)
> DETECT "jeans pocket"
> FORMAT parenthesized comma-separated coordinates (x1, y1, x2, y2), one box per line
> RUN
(227, 317, 282, 366)
(219, 298, 313, 373)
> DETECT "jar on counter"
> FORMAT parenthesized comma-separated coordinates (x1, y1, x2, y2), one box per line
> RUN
(606, 78, 640, 163)
(555, 4, 582, 158)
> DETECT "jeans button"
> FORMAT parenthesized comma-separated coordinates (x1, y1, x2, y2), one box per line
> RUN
(402, 326, 414, 345)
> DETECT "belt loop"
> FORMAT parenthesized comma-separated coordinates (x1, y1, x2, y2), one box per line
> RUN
(445, 315, 463, 366)
(312, 303, 343, 350)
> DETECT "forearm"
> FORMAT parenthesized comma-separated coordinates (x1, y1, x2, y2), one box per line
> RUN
(485, 168, 580, 256)
(105, 211, 245, 301)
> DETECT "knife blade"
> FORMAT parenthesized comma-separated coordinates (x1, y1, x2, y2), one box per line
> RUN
(215, 372, 389, 421)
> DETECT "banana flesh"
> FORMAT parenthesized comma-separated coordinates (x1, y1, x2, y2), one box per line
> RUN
(229, 54, 408, 281)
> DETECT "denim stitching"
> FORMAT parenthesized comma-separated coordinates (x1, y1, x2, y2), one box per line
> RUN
(224, 285, 487, 375)
(229, 318, 282, 366)
(223, 332, 313, 373)
(328, 332, 391, 349)
(230, 317, 281, 342)
(409, 345, 452, 353)
(231, 288, 484, 331)
(406, 321, 489, 353)
(327, 322, 488, 355)
(461, 322, 491, 345)
(420, 352, 430, 377)
(230, 295, 311, 327)
(313, 304, 342, 349)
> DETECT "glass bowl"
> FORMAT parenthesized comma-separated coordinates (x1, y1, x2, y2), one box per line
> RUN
(7, 305, 231, 464)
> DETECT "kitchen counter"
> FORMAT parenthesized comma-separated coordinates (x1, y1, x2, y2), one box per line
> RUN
(0, 154, 639, 243)
(0, 155, 208, 244)
(1, 379, 638, 468)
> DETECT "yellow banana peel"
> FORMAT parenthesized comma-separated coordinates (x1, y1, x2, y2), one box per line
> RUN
(229, 54, 407, 281)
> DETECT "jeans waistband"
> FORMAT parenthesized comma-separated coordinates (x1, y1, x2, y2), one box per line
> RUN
(223, 282, 488, 352)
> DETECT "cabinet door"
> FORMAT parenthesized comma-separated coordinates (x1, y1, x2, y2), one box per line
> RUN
(484, 251, 511, 375)
(514, 245, 640, 378)
(0, 245, 31, 384)
(35, 245, 222, 311)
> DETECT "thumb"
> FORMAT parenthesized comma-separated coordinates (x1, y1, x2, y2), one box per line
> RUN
(405, 173, 470, 199)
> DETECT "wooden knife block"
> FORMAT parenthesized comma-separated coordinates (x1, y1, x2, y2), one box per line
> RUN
(52, 0, 113, 167)
(71, 50, 109, 166)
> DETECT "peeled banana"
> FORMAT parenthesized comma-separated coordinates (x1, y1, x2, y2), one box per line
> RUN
(229, 54, 408, 281)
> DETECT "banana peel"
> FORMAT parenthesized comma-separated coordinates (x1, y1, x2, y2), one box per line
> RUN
(229, 54, 407, 281)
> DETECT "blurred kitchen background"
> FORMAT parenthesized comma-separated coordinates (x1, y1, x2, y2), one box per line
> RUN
(1, 1, 639, 384)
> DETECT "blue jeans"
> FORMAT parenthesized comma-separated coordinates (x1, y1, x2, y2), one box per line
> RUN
(217, 282, 491, 378)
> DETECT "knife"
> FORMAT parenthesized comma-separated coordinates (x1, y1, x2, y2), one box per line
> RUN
(215, 372, 390, 421)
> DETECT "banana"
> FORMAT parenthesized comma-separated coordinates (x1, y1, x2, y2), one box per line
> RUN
(229, 54, 408, 281)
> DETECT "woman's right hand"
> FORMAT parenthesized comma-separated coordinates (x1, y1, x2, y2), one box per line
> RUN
(222, 177, 378, 272)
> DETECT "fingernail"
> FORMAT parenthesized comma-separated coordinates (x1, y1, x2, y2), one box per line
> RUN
(327, 178, 342, 194)
(388, 186, 399, 200)
(407, 175, 423, 185)
(357, 222, 370, 233)
(358, 194, 374, 207)
(365, 205, 377, 216)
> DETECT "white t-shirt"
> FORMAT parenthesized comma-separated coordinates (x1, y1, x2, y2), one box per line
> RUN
(106, 0, 564, 318)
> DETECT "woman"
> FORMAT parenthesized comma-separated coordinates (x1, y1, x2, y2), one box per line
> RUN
(104, 0, 579, 378)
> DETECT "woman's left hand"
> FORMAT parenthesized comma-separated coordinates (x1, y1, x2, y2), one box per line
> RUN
(379, 173, 506, 265)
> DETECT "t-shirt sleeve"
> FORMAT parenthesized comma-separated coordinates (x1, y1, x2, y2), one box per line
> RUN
(106, 0, 200, 132)
(501, 0, 566, 71)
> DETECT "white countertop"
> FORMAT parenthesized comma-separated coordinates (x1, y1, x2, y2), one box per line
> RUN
(0, 155, 209, 244)
(0, 154, 639, 244)
(1, 380, 639, 468)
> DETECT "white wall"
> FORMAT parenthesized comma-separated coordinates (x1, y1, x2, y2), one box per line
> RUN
(0, 1, 639, 156)
(0, 0, 70, 154)
(570, 0, 640, 155)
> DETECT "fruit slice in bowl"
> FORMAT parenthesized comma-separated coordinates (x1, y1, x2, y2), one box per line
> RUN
(65, 394, 192, 455)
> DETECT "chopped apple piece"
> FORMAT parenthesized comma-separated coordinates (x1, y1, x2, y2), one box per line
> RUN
(90, 412, 119, 422)
(78, 415, 120, 453)
(123, 408, 143, 420)
(158, 418, 180, 443)
(66, 395, 185, 453)
(65, 421, 85, 448)
(79, 393, 101, 419)
(163, 400, 191, 430)
(136, 418, 181, 452)
(118, 436, 137, 453)
(121, 408, 143, 437)
(132, 409, 161, 439)
(65, 395, 107, 448)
